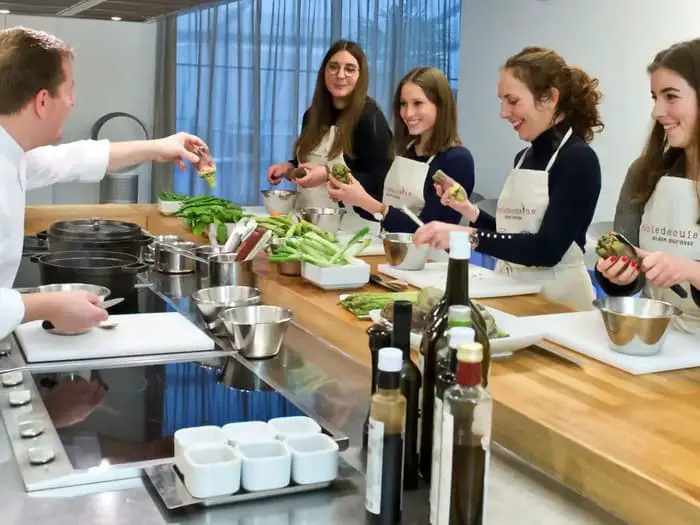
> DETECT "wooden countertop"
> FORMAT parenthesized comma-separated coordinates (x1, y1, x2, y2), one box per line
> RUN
(25, 203, 700, 525)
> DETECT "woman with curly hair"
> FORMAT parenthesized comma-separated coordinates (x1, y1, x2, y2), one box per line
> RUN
(414, 46, 605, 311)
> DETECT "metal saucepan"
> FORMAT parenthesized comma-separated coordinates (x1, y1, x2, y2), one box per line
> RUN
(155, 240, 197, 274)
(41, 219, 153, 258)
(30, 250, 149, 298)
(209, 253, 256, 287)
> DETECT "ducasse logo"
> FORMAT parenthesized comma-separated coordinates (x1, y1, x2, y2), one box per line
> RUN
(640, 222, 699, 247)
(384, 186, 414, 199)
(497, 204, 539, 221)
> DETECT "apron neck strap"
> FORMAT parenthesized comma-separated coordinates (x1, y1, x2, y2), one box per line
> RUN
(544, 126, 574, 172)
(406, 140, 436, 164)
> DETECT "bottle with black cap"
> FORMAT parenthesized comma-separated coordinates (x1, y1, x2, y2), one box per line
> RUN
(391, 300, 421, 490)
(365, 347, 407, 525)
(363, 323, 393, 451)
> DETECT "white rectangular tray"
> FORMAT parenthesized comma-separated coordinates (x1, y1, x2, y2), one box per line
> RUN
(377, 262, 542, 298)
(525, 310, 700, 375)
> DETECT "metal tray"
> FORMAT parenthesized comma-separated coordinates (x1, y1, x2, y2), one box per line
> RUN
(144, 462, 333, 510)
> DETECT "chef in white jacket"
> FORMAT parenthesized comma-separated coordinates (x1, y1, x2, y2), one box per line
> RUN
(0, 26, 212, 340)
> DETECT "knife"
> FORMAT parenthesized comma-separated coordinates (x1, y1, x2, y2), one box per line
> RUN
(41, 297, 124, 331)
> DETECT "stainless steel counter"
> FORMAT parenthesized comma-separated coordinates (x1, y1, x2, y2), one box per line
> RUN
(0, 274, 628, 525)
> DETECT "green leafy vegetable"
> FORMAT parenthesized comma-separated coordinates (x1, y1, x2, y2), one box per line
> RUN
(267, 228, 370, 267)
(174, 195, 243, 237)
(330, 164, 351, 184)
(159, 190, 188, 201)
(338, 292, 419, 317)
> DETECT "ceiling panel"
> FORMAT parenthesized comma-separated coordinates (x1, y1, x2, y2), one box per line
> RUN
(0, 0, 223, 21)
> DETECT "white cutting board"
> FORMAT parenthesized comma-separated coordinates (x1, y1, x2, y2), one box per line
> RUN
(525, 310, 700, 375)
(15, 312, 215, 363)
(378, 262, 542, 298)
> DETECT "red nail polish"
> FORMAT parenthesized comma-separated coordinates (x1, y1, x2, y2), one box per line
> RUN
(609, 256, 617, 263)
(630, 260, 637, 268)
(621, 256, 628, 263)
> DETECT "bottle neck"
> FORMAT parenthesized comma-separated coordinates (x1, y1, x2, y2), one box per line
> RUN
(377, 370, 401, 390)
(456, 360, 481, 388)
(445, 255, 469, 305)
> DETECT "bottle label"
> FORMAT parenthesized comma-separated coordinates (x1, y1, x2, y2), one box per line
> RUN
(429, 396, 443, 524)
(436, 410, 454, 525)
(365, 417, 384, 515)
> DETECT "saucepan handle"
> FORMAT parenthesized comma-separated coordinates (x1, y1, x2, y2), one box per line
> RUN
(122, 262, 150, 274)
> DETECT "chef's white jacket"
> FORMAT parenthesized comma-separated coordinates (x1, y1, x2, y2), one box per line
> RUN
(0, 125, 110, 339)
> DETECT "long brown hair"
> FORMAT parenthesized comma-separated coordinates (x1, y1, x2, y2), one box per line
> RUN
(393, 66, 462, 156)
(293, 40, 369, 161)
(631, 38, 700, 205)
(504, 46, 604, 143)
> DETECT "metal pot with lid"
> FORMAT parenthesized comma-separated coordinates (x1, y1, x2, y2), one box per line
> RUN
(43, 218, 153, 258)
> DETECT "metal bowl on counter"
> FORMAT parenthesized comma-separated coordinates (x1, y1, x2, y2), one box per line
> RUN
(593, 296, 682, 356)
(299, 207, 346, 234)
(156, 240, 197, 274)
(380, 232, 429, 271)
(268, 237, 301, 276)
(219, 305, 294, 359)
(31, 283, 111, 299)
(262, 189, 299, 215)
(192, 286, 262, 335)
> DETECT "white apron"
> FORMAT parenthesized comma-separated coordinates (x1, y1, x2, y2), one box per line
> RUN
(639, 176, 700, 332)
(381, 143, 435, 217)
(299, 126, 376, 233)
(493, 127, 596, 311)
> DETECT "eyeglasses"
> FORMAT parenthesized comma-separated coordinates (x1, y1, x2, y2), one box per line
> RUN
(326, 62, 359, 77)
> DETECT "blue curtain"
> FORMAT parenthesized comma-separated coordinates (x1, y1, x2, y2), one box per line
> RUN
(174, 0, 462, 204)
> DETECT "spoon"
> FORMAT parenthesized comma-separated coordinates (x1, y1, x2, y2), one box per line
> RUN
(611, 231, 687, 299)
(401, 205, 425, 227)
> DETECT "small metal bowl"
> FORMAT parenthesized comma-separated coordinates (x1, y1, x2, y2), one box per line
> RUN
(593, 296, 682, 356)
(192, 286, 262, 335)
(380, 232, 429, 271)
(299, 207, 347, 234)
(262, 189, 299, 215)
(218, 305, 294, 359)
(35, 283, 111, 299)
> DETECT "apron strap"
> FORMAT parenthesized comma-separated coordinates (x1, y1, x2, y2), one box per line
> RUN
(544, 126, 573, 172)
(514, 147, 530, 169)
(406, 140, 436, 164)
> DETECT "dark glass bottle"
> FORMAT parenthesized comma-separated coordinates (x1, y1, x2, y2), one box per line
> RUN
(418, 230, 491, 483)
(363, 323, 392, 451)
(391, 300, 421, 490)
(438, 342, 492, 525)
(365, 347, 407, 525)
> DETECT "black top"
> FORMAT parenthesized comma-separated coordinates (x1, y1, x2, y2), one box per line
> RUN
(290, 97, 393, 221)
(383, 145, 475, 233)
(472, 119, 601, 267)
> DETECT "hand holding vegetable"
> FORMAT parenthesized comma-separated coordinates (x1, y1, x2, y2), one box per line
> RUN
(434, 170, 478, 222)
(267, 162, 294, 185)
(327, 172, 374, 209)
(295, 163, 329, 188)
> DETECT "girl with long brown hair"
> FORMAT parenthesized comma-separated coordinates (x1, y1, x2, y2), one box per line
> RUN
(414, 46, 605, 311)
(327, 66, 475, 233)
(596, 38, 700, 326)
(266, 40, 392, 227)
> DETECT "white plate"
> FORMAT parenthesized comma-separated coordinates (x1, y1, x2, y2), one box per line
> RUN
(369, 305, 544, 354)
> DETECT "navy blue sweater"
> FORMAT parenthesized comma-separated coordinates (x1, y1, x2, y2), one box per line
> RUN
(290, 97, 393, 221)
(472, 119, 601, 267)
(383, 145, 475, 233)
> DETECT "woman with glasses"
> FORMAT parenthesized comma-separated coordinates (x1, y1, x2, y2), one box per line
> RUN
(267, 40, 392, 227)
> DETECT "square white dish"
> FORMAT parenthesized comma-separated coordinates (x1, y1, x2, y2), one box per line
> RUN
(285, 433, 339, 485)
(268, 416, 321, 439)
(182, 443, 241, 499)
(237, 441, 292, 492)
(222, 421, 277, 446)
(174, 426, 227, 472)
(368, 305, 544, 355)
(301, 261, 370, 290)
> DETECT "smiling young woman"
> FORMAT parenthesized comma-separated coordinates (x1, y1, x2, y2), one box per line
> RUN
(266, 40, 392, 228)
(596, 38, 700, 328)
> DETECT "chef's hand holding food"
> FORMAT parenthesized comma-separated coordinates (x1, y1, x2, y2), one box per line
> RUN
(267, 161, 294, 185)
(327, 170, 372, 207)
(434, 172, 479, 221)
(295, 163, 331, 188)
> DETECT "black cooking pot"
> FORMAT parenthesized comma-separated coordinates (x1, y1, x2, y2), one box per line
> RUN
(41, 219, 152, 258)
(30, 250, 149, 298)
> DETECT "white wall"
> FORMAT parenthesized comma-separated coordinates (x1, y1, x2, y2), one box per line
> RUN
(0, 14, 157, 205)
(458, 0, 700, 222)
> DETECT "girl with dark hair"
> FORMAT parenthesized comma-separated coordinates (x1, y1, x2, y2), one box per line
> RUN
(414, 46, 604, 311)
(596, 38, 700, 326)
(266, 40, 392, 227)
(327, 66, 475, 232)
